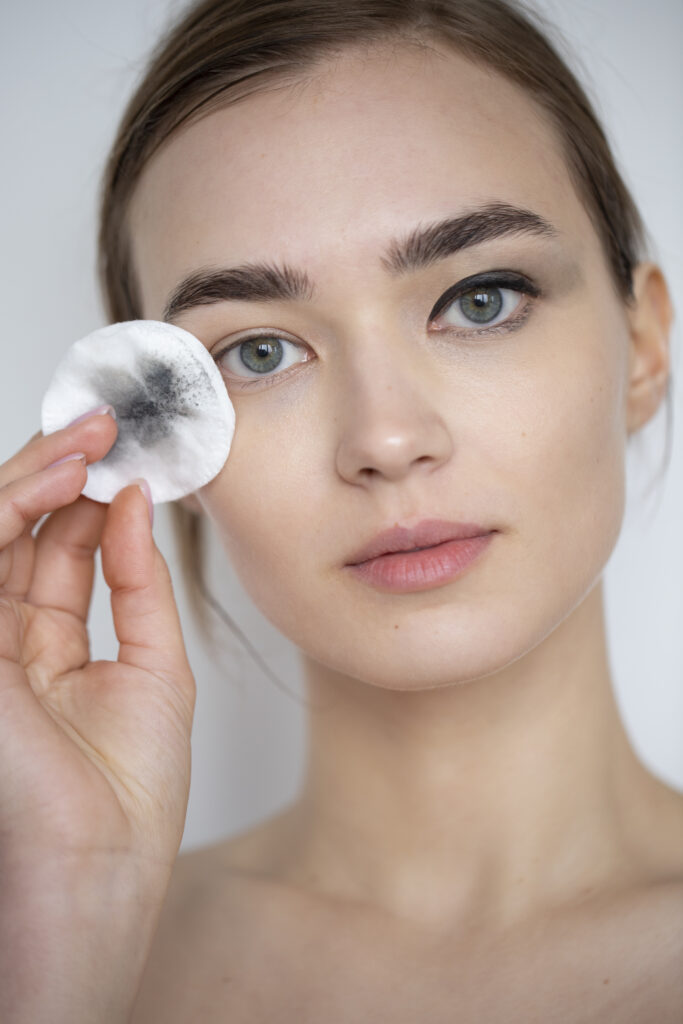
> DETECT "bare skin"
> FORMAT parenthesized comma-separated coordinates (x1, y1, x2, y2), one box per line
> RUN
(133, 825, 683, 1022)
(126, 40, 682, 1022)
(0, 414, 197, 1023)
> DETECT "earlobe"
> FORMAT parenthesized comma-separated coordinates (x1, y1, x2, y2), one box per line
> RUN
(625, 262, 673, 436)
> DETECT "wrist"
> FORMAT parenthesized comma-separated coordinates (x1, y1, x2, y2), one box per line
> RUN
(0, 850, 173, 1024)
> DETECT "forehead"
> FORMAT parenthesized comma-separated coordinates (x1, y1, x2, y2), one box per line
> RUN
(128, 42, 590, 313)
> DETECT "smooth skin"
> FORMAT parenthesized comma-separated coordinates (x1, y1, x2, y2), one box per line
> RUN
(126, 38, 682, 1023)
(0, 411, 196, 1022)
(124, 39, 682, 1022)
(2, 34, 679, 1024)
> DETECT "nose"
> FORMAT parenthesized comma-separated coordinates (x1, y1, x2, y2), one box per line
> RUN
(334, 341, 453, 487)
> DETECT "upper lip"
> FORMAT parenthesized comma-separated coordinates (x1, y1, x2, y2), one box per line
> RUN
(346, 519, 494, 565)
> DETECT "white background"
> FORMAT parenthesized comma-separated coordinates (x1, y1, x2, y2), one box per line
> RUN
(1, 0, 681, 853)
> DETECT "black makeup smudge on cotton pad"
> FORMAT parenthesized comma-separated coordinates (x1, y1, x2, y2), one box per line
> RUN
(88, 352, 213, 467)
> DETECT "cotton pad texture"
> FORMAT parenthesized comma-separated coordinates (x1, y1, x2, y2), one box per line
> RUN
(41, 320, 235, 504)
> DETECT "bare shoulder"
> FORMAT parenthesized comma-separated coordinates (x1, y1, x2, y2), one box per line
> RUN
(611, 876, 683, 989)
(129, 812, 299, 1024)
(634, 779, 683, 962)
(625, 784, 683, 1012)
(128, 843, 228, 1023)
(128, 799, 683, 1024)
(585, 782, 683, 1022)
(600, 876, 683, 1022)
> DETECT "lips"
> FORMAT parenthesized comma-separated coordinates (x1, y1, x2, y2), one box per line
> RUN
(346, 519, 493, 566)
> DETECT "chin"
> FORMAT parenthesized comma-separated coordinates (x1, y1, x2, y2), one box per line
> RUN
(297, 589, 575, 693)
(306, 627, 524, 692)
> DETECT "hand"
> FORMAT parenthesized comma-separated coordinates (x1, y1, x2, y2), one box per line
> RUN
(0, 410, 196, 881)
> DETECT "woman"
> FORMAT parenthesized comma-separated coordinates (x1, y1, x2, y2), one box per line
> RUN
(1, 1, 680, 1020)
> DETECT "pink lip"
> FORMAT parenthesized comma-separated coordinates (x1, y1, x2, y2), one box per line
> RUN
(345, 519, 496, 594)
(346, 519, 492, 565)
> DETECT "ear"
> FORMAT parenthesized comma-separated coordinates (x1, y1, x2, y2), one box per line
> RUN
(625, 262, 673, 436)
(178, 492, 203, 515)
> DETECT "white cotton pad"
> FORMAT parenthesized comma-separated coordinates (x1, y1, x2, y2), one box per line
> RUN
(41, 319, 235, 504)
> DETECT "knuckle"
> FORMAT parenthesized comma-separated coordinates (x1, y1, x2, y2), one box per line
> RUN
(5, 492, 33, 530)
(50, 535, 96, 561)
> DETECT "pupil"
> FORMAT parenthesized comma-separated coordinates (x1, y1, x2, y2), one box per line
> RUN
(240, 338, 283, 374)
(460, 286, 503, 324)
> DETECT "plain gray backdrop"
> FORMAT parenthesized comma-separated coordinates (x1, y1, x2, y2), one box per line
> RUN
(1, 0, 681, 853)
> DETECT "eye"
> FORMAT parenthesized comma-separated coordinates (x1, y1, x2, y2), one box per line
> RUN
(429, 271, 540, 333)
(442, 285, 521, 328)
(214, 333, 311, 385)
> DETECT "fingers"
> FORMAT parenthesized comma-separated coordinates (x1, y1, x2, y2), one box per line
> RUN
(24, 496, 107, 622)
(0, 414, 118, 593)
(0, 411, 117, 491)
(0, 458, 89, 587)
(101, 483, 195, 717)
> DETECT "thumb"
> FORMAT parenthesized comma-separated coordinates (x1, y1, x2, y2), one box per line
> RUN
(100, 480, 195, 716)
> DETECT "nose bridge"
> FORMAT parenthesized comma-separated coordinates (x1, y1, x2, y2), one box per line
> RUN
(332, 321, 453, 485)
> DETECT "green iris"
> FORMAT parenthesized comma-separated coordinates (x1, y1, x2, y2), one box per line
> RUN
(240, 338, 283, 373)
(459, 287, 503, 324)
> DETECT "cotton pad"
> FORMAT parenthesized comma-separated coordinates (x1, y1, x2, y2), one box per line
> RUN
(41, 319, 235, 504)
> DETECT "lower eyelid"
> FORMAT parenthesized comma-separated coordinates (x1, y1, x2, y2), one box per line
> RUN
(215, 338, 313, 386)
(432, 287, 533, 333)
(477, 302, 533, 335)
(216, 281, 535, 385)
(217, 335, 298, 362)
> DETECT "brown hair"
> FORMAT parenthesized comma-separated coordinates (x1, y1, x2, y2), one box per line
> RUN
(97, 0, 674, 650)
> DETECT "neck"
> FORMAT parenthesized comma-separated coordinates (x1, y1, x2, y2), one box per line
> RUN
(276, 581, 661, 933)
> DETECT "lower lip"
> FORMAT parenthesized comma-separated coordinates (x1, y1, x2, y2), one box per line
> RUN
(346, 533, 496, 593)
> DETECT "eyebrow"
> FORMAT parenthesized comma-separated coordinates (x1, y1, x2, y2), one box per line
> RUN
(162, 201, 558, 321)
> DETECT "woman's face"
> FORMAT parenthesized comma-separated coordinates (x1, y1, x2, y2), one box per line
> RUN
(128, 42, 634, 689)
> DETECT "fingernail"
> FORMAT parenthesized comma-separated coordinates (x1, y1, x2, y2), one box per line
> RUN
(47, 451, 87, 468)
(67, 404, 117, 427)
(132, 477, 154, 526)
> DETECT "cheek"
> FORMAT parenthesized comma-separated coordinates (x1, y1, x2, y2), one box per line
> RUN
(198, 404, 324, 610)
(192, 308, 630, 687)
(499, 310, 628, 583)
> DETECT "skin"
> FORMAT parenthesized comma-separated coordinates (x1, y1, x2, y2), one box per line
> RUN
(127, 39, 681, 1018)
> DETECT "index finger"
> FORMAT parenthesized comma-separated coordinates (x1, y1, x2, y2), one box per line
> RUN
(0, 415, 117, 490)
(26, 494, 107, 623)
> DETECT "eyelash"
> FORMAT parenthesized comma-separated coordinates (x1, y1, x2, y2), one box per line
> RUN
(213, 269, 540, 389)
(428, 270, 540, 333)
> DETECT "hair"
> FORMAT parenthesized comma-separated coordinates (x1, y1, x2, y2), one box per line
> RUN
(97, 0, 675, 652)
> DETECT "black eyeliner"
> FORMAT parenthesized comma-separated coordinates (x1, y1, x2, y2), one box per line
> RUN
(427, 270, 541, 322)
